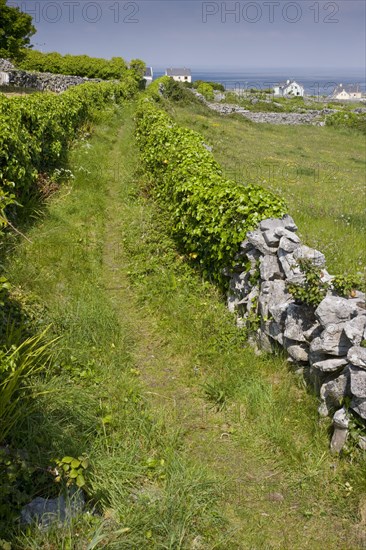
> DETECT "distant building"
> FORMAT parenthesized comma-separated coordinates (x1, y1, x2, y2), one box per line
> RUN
(143, 67, 153, 87)
(165, 68, 192, 83)
(0, 58, 14, 86)
(330, 83, 362, 100)
(273, 79, 304, 97)
(0, 71, 9, 86)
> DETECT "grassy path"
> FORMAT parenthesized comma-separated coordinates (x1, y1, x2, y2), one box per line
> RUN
(6, 103, 366, 548)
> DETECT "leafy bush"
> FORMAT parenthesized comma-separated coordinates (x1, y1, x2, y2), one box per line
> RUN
(193, 80, 225, 92)
(17, 49, 145, 81)
(332, 274, 365, 297)
(135, 97, 286, 285)
(287, 260, 329, 307)
(196, 82, 214, 101)
(145, 76, 198, 106)
(326, 111, 366, 134)
(0, 77, 138, 230)
(287, 261, 365, 305)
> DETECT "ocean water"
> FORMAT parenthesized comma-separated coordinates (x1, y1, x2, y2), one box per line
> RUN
(153, 68, 366, 96)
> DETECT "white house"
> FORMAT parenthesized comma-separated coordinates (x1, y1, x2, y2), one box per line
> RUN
(273, 79, 304, 97)
(0, 58, 14, 86)
(330, 84, 362, 100)
(0, 72, 9, 86)
(165, 68, 192, 83)
(143, 67, 153, 87)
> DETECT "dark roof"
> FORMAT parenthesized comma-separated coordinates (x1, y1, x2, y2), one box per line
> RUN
(277, 80, 303, 89)
(331, 83, 361, 97)
(166, 68, 191, 77)
(144, 67, 153, 78)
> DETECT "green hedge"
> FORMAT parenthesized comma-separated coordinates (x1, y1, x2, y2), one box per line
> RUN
(135, 97, 287, 284)
(326, 110, 366, 134)
(18, 50, 131, 80)
(0, 77, 138, 230)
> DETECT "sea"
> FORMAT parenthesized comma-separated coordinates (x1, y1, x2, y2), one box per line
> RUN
(153, 68, 366, 97)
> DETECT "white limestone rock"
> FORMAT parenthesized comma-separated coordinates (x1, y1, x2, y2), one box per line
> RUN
(350, 397, 366, 420)
(315, 296, 358, 327)
(284, 338, 309, 363)
(347, 345, 366, 368)
(349, 365, 366, 398)
(284, 303, 318, 343)
(344, 315, 366, 346)
(259, 255, 284, 281)
(311, 355, 348, 373)
(319, 368, 350, 417)
(246, 230, 278, 255)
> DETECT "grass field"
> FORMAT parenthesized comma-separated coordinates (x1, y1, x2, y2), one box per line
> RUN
(172, 102, 366, 278)
(2, 101, 366, 548)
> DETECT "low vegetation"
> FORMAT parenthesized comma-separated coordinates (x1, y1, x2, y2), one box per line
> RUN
(326, 110, 366, 134)
(1, 102, 365, 548)
(222, 90, 365, 115)
(0, 77, 138, 231)
(0, 47, 365, 545)
(17, 49, 146, 81)
(172, 99, 366, 276)
(135, 94, 286, 285)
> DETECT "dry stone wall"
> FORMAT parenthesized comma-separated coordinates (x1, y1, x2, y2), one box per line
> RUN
(227, 215, 366, 452)
(0, 60, 100, 92)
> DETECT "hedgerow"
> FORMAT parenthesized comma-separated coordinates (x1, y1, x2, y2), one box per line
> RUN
(0, 77, 138, 228)
(326, 111, 366, 134)
(18, 50, 133, 80)
(135, 96, 287, 284)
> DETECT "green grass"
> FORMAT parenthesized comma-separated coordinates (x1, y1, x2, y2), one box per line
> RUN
(171, 102, 366, 277)
(2, 101, 366, 548)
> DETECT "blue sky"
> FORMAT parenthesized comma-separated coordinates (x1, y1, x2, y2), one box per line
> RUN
(11, 0, 366, 70)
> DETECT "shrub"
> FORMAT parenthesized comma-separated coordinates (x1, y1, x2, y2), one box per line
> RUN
(135, 99, 286, 285)
(326, 111, 366, 134)
(193, 80, 225, 92)
(146, 76, 196, 104)
(196, 82, 214, 101)
(17, 49, 144, 80)
(0, 77, 138, 228)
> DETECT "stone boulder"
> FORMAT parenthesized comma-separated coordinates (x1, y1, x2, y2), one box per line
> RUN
(310, 354, 348, 373)
(284, 304, 318, 343)
(344, 315, 366, 346)
(347, 346, 366, 368)
(292, 245, 326, 268)
(309, 326, 352, 357)
(330, 407, 350, 453)
(349, 365, 366, 398)
(259, 255, 284, 281)
(20, 489, 85, 528)
(351, 397, 366, 420)
(319, 368, 350, 417)
(315, 296, 358, 327)
(247, 230, 278, 255)
(284, 339, 309, 363)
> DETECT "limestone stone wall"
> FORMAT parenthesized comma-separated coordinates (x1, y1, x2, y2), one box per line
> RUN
(0, 60, 100, 92)
(227, 215, 366, 452)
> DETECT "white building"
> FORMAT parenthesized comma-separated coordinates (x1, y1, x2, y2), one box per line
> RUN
(273, 79, 304, 97)
(0, 58, 14, 86)
(0, 72, 9, 85)
(165, 68, 192, 83)
(330, 84, 362, 100)
(143, 67, 153, 86)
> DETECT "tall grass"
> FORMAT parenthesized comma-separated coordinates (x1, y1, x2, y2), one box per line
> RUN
(0, 329, 54, 443)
